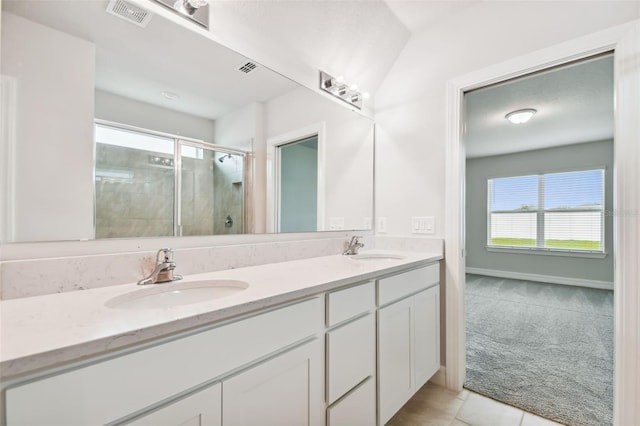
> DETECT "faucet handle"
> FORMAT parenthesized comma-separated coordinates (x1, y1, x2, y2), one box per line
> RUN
(156, 248, 174, 263)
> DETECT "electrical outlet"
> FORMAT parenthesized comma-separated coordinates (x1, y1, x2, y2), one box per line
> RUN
(377, 217, 387, 234)
(411, 216, 435, 234)
(328, 217, 345, 230)
(363, 217, 372, 229)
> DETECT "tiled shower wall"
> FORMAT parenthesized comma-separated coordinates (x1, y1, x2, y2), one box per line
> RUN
(95, 146, 244, 238)
(95, 144, 174, 238)
(213, 154, 244, 235)
(181, 150, 215, 236)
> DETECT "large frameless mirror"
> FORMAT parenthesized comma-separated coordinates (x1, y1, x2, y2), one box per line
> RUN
(0, 0, 374, 243)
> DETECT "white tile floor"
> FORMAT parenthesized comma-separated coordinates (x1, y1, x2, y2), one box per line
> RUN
(387, 382, 564, 426)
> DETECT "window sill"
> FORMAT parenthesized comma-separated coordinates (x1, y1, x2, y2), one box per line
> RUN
(486, 246, 608, 259)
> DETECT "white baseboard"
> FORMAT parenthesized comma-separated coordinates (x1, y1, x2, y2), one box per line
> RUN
(466, 267, 613, 290)
(428, 366, 446, 387)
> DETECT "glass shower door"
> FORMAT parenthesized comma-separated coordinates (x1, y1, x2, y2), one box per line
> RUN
(94, 123, 175, 238)
(179, 143, 245, 236)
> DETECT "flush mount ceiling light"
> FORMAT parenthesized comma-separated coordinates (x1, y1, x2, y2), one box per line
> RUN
(319, 70, 364, 109)
(505, 108, 537, 124)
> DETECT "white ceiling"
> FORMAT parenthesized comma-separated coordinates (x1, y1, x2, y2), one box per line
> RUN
(2, 0, 479, 119)
(465, 54, 614, 158)
(210, 0, 411, 97)
(2, 0, 299, 120)
(384, 0, 479, 34)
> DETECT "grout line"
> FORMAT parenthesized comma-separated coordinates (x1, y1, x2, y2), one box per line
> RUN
(452, 392, 468, 423)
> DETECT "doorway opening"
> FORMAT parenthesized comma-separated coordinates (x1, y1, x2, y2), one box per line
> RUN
(266, 122, 326, 233)
(461, 54, 614, 425)
(278, 136, 319, 232)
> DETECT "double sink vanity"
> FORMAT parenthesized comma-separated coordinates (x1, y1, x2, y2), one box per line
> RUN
(0, 247, 442, 426)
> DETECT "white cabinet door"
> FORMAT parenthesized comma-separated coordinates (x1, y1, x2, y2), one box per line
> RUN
(327, 377, 376, 426)
(223, 339, 324, 426)
(378, 284, 440, 425)
(127, 384, 221, 426)
(378, 296, 413, 425)
(414, 286, 440, 389)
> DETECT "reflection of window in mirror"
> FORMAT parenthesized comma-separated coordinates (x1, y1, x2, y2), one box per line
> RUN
(94, 122, 246, 238)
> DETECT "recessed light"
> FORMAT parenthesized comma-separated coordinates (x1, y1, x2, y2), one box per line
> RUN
(161, 91, 180, 100)
(505, 108, 537, 124)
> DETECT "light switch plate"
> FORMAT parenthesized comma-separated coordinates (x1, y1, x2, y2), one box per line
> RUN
(377, 217, 387, 234)
(411, 216, 435, 234)
(363, 217, 372, 230)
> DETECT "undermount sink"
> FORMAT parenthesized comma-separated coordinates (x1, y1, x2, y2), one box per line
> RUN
(348, 253, 407, 261)
(106, 280, 249, 309)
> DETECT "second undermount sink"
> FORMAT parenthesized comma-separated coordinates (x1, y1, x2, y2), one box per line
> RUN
(106, 280, 249, 309)
(348, 253, 407, 261)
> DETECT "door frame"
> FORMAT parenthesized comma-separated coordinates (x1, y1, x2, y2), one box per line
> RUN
(444, 20, 640, 424)
(266, 122, 326, 233)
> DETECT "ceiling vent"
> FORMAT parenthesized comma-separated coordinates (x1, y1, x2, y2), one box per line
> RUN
(106, 0, 154, 28)
(237, 62, 259, 74)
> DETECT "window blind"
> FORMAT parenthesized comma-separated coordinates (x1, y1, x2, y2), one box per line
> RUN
(487, 169, 604, 252)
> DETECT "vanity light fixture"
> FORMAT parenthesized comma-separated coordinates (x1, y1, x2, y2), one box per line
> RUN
(505, 108, 537, 124)
(152, 0, 209, 29)
(173, 0, 208, 17)
(319, 70, 364, 109)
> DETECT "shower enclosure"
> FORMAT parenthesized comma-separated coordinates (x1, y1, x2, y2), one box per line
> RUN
(94, 122, 246, 239)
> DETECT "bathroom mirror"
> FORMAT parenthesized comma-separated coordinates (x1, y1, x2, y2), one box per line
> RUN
(0, 0, 374, 243)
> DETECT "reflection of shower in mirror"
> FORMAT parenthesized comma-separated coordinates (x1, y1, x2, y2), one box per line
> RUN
(218, 154, 234, 163)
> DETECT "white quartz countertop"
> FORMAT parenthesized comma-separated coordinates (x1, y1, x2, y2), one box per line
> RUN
(0, 250, 441, 380)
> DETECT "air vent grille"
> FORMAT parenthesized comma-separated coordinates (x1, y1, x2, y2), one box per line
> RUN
(238, 62, 259, 74)
(106, 0, 153, 28)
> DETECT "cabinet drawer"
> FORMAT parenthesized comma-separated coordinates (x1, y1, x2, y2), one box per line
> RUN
(378, 263, 439, 306)
(327, 313, 375, 404)
(6, 297, 323, 426)
(327, 281, 374, 326)
(327, 377, 376, 426)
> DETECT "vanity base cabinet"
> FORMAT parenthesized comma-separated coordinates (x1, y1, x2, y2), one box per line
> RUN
(127, 383, 222, 426)
(377, 263, 440, 426)
(222, 339, 324, 426)
(4, 297, 323, 426)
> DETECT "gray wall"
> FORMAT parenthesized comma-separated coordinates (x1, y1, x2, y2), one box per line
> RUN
(465, 140, 614, 283)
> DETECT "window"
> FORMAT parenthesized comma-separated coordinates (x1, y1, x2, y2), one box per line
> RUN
(487, 169, 605, 253)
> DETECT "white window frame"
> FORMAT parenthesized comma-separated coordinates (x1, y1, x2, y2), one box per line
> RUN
(486, 168, 606, 257)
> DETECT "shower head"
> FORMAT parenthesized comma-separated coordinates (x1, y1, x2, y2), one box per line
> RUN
(218, 153, 233, 163)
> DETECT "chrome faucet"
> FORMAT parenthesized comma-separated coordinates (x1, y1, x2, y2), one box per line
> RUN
(343, 236, 365, 255)
(137, 248, 183, 285)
